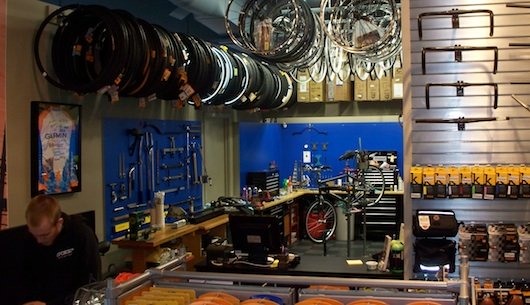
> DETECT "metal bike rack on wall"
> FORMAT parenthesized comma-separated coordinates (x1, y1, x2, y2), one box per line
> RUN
(421, 45, 498, 75)
(424, 81, 498, 110)
(417, 9, 494, 40)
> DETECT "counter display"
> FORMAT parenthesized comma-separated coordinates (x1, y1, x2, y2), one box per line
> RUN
(89, 256, 469, 305)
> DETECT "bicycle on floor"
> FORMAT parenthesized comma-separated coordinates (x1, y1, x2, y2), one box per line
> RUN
(304, 149, 385, 256)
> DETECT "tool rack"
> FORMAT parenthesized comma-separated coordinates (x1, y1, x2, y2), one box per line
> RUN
(88, 256, 472, 305)
(103, 118, 204, 241)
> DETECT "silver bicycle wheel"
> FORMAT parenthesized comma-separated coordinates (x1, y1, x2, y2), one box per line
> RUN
(305, 198, 337, 243)
(358, 165, 386, 206)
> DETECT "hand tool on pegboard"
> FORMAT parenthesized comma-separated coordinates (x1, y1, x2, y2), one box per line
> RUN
(191, 142, 200, 185)
(127, 128, 145, 156)
(185, 124, 202, 187)
(136, 132, 145, 205)
(107, 183, 118, 204)
(119, 183, 127, 201)
(185, 126, 191, 189)
(118, 153, 126, 179)
(145, 132, 155, 200)
(160, 162, 184, 170)
(163, 174, 184, 183)
(156, 143, 160, 185)
(162, 136, 184, 157)
(197, 144, 210, 184)
(159, 186, 186, 194)
(128, 164, 136, 199)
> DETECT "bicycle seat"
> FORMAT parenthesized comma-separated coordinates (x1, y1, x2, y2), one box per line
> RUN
(338, 150, 356, 161)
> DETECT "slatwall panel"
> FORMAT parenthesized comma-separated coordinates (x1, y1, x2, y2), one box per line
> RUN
(409, 0, 530, 279)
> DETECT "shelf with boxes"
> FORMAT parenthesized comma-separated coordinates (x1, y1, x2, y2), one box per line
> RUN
(409, 163, 530, 277)
(410, 164, 530, 200)
(459, 222, 530, 264)
(295, 69, 403, 103)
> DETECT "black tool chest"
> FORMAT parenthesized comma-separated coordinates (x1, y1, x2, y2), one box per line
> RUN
(355, 194, 403, 241)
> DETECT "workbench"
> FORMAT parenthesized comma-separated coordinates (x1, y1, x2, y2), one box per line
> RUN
(112, 214, 229, 273)
(112, 189, 403, 273)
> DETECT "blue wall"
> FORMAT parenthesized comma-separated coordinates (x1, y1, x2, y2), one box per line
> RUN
(102, 118, 202, 240)
(239, 122, 403, 190)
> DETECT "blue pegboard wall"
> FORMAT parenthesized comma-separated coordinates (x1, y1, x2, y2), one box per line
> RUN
(239, 122, 403, 191)
(103, 118, 203, 240)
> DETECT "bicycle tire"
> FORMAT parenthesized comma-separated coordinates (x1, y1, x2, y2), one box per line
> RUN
(359, 165, 386, 206)
(305, 198, 337, 243)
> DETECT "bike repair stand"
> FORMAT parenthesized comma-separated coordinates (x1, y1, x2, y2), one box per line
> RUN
(346, 211, 353, 257)
(362, 204, 368, 257)
(317, 183, 329, 257)
(322, 229, 328, 256)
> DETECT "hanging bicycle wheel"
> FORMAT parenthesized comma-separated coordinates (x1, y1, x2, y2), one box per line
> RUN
(305, 199, 337, 243)
(350, 165, 385, 207)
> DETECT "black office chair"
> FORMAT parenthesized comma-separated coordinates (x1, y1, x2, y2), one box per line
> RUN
(98, 240, 111, 256)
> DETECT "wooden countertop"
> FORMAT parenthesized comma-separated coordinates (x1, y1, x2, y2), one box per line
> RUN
(257, 189, 404, 211)
(196, 214, 229, 231)
(112, 223, 199, 249)
(112, 214, 230, 249)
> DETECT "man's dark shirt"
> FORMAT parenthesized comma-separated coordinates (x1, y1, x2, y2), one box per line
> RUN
(0, 213, 100, 305)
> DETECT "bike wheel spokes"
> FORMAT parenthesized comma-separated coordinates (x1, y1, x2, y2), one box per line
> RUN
(305, 199, 337, 243)
(362, 165, 386, 205)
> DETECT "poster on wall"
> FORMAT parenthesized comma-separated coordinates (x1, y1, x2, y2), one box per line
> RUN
(30, 102, 81, 196)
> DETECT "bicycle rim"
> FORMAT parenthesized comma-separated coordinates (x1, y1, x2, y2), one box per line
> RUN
(305, 199, 337, 243)
(362, 165, 386, 206)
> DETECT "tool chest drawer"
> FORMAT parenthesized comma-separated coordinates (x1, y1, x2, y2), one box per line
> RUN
(355, 194, 403, 240)
(246, 170, 280, 196)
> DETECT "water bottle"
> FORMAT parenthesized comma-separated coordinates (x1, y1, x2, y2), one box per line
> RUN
(389, 239, 404, 274)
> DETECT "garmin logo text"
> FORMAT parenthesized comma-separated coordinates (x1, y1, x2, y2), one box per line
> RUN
(56, 248, 74, 259)
(44, 132, 68, 139)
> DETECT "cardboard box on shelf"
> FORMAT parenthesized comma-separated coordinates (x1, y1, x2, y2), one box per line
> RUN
(367, 78, 380, 101)
(309, 79, 326, 102)
(392, 67, 403, 99)
(326, 78, 334, 101)
(332, 76, 353, 101)
(296, 71, 310, 103)
(354, 76, 367, 101)
(379, 74, 392, 101)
